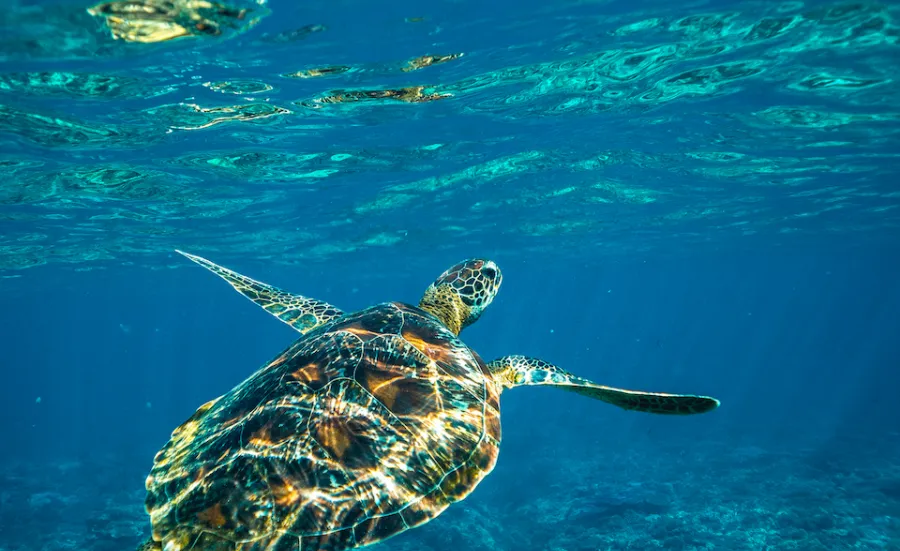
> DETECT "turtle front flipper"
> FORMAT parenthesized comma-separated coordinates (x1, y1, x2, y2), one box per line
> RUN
(176, 250, 344, 334)
(487, 355, 719, 415)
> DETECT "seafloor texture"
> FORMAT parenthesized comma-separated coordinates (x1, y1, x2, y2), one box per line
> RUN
(1, 433, 898, 550)
(1, 0, 899, 275)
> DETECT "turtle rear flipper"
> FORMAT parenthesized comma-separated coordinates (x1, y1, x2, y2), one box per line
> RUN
(176, 250, 344, 334)
(487, 355, 719, 415)
(136, 538, 161, 551)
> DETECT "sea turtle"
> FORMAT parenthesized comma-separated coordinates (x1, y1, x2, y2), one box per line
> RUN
(141, 251, 720, 551)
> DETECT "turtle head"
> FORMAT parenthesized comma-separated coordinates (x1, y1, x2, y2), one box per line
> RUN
(418, 259, 502, 335)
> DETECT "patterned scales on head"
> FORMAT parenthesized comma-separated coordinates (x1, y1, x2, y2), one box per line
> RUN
(142, 253, 720, 551)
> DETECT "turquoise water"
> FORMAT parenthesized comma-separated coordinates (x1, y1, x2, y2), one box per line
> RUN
(2, 0, 898, 273)
(1, 0, 899, 550)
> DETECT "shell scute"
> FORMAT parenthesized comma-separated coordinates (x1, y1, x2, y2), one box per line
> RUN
(239, 398, 311, 452)
(353, 333, 437, 417)
(160, 458, 274, 542)
(309, 378, 407, 470)
(286, 331, 363, 390)
(350, 513, 409, 547)
(339, 303, 404, 339)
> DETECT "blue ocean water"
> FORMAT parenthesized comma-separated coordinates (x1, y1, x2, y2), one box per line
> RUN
(2, 0, 900, 549)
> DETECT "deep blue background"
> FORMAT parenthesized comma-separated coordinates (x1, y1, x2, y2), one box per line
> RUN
(3, 243, 898, 470)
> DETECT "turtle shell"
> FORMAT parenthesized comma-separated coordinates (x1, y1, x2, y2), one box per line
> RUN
(144, 302, 502, 551)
